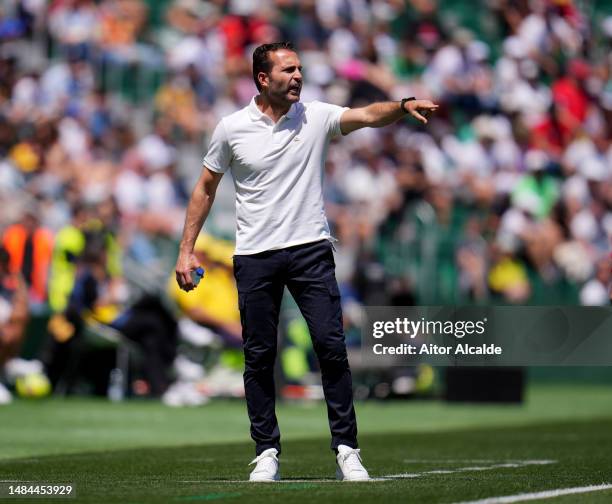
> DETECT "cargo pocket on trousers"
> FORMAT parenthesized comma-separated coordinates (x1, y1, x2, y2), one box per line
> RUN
(238, 291, 247, 329)
(323, 277, 344, 338)
(324, 277, 341, 299)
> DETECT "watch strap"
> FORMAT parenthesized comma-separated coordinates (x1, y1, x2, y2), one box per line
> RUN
(400, 97, 416, 113)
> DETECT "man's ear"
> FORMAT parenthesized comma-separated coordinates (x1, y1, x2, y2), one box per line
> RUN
(258, 71, 268, 90)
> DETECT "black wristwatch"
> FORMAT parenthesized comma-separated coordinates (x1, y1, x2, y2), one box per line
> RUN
(400, 97, 416, 113)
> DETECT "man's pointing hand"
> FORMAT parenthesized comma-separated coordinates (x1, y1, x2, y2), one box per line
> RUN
(405, 100, 439, 124)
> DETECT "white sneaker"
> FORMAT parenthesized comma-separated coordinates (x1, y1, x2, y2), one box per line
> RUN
(249, 448, 280, 482)
(173, 355, 205, 382)
(161, 381, 209, 407)
(336, 445, 370, 481)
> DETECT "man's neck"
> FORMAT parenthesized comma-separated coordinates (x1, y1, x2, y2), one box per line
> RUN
(255, 94, 291, 123)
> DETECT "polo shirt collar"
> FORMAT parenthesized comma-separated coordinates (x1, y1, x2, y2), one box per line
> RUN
(285, 103, 298, 119)
(248, 96, 298, 123)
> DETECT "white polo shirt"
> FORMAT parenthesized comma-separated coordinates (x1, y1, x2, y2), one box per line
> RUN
(203, 97, 348, 255)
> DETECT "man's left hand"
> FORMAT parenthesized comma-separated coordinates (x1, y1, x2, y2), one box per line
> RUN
(406, 100, 439, 124)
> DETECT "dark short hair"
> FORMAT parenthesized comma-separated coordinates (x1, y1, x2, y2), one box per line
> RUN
(252, 42, 296, 92)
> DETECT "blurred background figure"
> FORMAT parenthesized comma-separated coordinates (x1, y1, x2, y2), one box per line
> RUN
(0, 247, 28, 403)
(2, 204, 54, 308)
(45, 230, 178, 397)
(165, 233, 243, 406)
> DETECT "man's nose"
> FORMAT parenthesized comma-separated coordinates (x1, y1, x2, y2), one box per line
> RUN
(294, 69, 302, 81)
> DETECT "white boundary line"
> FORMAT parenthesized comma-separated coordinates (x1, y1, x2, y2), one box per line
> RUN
(401, 459, 544, 464)
(386, 460, 556, 479)
(453, 483, 612, 504)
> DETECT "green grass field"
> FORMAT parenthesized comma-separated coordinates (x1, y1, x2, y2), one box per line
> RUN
(1, 384, 611, 503)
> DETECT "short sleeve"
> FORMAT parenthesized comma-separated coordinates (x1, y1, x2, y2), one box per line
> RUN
(202, 119, 232, 173)
(318, 101, 349, 139)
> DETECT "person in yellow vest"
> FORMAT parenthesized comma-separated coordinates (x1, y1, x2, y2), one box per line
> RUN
(48, 204, 90, 314)
(48, 202, 122, 313)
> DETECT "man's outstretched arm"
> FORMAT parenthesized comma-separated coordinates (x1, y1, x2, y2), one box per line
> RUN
(175, 167, 223, 291)
(340, 99, 439, 135)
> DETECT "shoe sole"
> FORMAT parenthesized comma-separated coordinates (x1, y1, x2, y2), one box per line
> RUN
(249, 472, 280, 482)
(336, 465, 370, 481)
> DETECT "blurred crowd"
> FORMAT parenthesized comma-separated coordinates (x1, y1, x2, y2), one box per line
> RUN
(1, 0, 612, 402)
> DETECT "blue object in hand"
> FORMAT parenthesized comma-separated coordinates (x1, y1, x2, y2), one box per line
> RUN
(191, 267, 205, 286)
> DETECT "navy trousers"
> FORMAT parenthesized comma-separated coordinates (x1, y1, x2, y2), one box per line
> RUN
(233, 239, 358, 455)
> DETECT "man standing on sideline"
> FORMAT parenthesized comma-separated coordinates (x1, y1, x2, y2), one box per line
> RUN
(175, 42, 438, 482)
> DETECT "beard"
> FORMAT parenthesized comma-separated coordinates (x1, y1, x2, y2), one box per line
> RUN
(268, 81, 301, 103)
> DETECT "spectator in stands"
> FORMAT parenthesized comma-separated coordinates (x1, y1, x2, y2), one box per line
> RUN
(48, 0, 100, 57)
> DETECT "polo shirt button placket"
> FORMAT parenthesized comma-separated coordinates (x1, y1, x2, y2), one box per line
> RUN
(272, 116, 287, 142)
